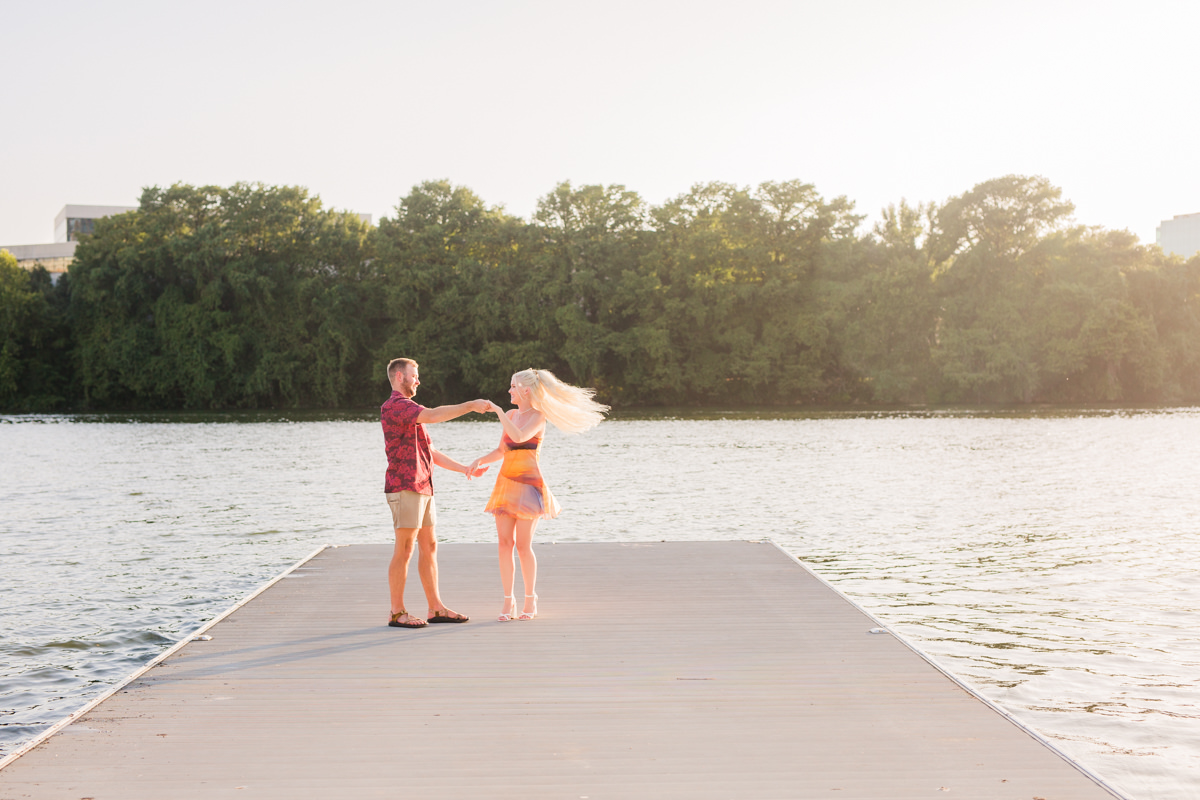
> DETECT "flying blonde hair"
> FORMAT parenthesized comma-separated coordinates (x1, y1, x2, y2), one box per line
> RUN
(513, 368, 608, 434)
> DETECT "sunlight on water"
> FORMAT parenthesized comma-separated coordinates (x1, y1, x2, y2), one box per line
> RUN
(2, 410, 1199, 798)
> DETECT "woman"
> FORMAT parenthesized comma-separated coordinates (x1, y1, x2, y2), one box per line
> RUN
(470, 369, 608, 622)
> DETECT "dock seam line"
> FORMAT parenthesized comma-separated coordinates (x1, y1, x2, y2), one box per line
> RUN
(0, 544, 329, 773)
(763, 538, 1130, 800)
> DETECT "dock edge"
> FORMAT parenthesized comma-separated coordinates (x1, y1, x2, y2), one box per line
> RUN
(0, 544, 329, 772)
(765, 539, 1130, 800)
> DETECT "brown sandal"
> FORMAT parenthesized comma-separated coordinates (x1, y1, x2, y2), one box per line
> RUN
(388, 610, 426, 628)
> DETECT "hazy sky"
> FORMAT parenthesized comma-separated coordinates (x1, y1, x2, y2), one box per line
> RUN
(3, 1, 1197, 246)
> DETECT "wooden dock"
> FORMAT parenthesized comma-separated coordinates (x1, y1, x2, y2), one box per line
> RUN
(0, 541, 1122, 799)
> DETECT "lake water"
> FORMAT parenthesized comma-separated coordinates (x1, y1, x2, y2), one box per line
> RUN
(2, 409, 1199, 798)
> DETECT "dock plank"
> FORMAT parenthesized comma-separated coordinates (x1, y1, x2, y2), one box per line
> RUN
(0, 541, 1121, 799)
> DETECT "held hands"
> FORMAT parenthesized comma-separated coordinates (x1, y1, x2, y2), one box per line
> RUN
(468, 399, 503, 415)
(465, 459, 489, 480)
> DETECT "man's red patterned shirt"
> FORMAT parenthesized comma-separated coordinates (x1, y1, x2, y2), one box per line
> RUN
(381, 392, 433, 495)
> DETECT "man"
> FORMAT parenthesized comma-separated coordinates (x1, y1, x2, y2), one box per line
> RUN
(382, 357, 490, 628)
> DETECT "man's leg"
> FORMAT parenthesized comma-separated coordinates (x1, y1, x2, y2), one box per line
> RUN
(388, 527, 425, 626)
(418, 526, 468, 621)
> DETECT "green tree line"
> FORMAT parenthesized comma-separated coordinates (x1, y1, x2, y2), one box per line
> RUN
(3, 175, 1198, 412)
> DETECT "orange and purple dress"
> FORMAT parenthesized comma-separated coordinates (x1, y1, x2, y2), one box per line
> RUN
(484, 432, 561, 519)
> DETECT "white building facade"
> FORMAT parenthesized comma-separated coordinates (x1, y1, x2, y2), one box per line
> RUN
(53, 204, 137, 244)
(2, 205, 136, 274)
(1156, 212, 1200, 259)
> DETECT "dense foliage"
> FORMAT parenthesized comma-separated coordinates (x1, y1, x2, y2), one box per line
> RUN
(3, 176, 1198, 411)
(0, 251, 72, 411)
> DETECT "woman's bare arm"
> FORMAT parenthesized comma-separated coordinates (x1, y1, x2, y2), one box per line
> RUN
(490, 405, 546, 443)
(466, 444, 505, 480)
(431, 447, 488, 478)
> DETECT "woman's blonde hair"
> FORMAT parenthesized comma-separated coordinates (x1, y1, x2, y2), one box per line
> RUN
(513, 368, 608, 434)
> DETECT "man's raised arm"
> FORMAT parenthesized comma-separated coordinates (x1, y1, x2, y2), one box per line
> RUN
(415, 399, 491, 424)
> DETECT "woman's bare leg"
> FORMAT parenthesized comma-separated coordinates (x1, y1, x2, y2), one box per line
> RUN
(516, 517, 539, 616)
(496, 514, 517, 618)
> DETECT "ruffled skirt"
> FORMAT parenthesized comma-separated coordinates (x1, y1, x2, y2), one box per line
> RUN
(484, 449, 561, 519)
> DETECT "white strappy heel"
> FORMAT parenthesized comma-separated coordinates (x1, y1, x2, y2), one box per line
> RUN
(518, 594, 538, 620)
(498, 595, 515, 622)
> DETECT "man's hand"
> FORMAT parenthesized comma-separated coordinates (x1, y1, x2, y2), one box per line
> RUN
(466, 460, 488, 479)
(469, 399, 492, 414)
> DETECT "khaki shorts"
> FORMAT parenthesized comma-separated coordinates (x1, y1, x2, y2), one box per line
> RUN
(386, 491, 437, 529)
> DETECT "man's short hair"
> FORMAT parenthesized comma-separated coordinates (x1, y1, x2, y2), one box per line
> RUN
(387, 358, 418, 383)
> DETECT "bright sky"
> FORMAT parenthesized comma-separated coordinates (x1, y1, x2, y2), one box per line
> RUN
(2, 0, 1197, 247)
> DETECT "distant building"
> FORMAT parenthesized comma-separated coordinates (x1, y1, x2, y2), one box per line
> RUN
(1156, 212, 1200, 259)
(1, 242, 78, 274)
(2, 205, 136, 275)
(3, 204, 373, 276)
(54, 204, 137, 243)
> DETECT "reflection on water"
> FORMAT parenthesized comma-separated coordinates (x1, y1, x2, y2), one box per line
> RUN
(2, 409, 1199, 798)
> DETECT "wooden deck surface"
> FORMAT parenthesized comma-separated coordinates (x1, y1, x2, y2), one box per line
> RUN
(0, 541, 1122, 799)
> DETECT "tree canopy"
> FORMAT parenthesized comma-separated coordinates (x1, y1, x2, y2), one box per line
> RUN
(3, 175, 1198, 412)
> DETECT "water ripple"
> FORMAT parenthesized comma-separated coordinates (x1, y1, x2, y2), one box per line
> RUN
(2, 410, 1199, 798)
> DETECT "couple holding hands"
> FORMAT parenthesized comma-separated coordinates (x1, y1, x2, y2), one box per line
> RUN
(380, 357, 607, 628)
